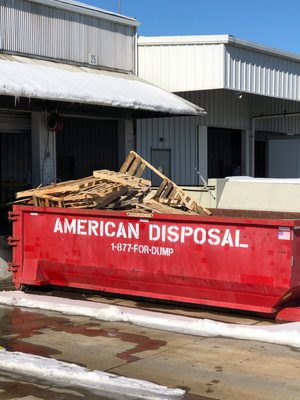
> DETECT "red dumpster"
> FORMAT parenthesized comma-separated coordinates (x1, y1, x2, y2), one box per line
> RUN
(8, 205, 300, 321)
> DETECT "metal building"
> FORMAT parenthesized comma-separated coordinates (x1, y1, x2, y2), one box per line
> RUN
(137, 35, 300, 184)
(0, 0, 203, 233)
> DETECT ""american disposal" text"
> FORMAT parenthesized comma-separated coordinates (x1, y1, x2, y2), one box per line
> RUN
(53, 218, 249, 248)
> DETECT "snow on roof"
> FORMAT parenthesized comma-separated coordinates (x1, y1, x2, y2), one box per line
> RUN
(0, 54, 205, 116)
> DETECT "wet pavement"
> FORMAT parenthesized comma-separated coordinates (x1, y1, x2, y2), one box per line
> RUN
(1, 293, 300, 399)
(0, 370, 127, 400)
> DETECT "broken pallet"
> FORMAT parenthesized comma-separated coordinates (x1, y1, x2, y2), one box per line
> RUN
(120, 151, 211, 216)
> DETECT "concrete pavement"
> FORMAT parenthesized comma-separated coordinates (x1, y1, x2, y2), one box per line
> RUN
(0, 292, 299, 400)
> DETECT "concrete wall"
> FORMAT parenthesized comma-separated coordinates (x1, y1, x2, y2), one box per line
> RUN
(31, 112, 56, 186)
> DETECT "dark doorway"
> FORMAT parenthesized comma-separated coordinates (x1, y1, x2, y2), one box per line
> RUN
(0, 131, 31, 234)
(208, 128, 242, 178)
(56, 117, 118, 181)
(255, 140, 267, 177)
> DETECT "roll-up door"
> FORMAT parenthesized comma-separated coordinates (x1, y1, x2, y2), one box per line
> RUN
(0, 110, 31, 133)
(208, 127, 242, 178)
(56, 117, 118, 181)
(0, 111, 31, 234)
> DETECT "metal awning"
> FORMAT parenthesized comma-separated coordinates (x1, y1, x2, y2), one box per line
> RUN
(0, 54, 205, 116)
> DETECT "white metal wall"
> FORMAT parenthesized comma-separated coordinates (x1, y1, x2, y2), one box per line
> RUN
(138, 42, 224, 92)
(137, 116, 201, 185)
(137, 90, 300, 184)
(138, 37, 300, 102)
(225, 44, 300, 101)
(180, 89, 300, 134)
(1, 0, 135, 72)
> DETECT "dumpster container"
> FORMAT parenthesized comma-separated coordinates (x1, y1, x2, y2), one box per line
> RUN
(8, 205, 300, 321)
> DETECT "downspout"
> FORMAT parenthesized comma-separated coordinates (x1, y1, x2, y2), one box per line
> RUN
(250, 111, 300, 177)
(250, 115, 259, 177)
(134, 31, 138, 76)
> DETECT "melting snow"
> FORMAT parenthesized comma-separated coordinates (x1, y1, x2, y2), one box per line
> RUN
(0, 291, 300, 348)
(0, 349, 184, 399)
(0, 55, 205, 116)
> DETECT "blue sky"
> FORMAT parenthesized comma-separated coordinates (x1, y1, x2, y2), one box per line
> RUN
(83, 0, 300, 55)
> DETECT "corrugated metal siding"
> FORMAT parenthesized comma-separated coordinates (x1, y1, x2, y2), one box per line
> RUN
(1, 0, 135, 72)
(0, 110, 31, 133)
(138, 43, 224, 92)
(179, 89, 300, 134)
(56, 117, 118, 180)
(225, 44, 300, 101)
(137, 90, 300, 184)
(138, 38, 300, 102)
(137, 116, 200, 185)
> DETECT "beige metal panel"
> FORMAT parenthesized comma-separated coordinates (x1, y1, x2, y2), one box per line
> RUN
(0, 0, 135, 72)
(138, 42, 224, 92)
(225, 44, 300, 101)
(218, 178, 300, 212)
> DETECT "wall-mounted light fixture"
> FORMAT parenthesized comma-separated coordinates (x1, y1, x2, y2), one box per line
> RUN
(47, 113, 63, 132)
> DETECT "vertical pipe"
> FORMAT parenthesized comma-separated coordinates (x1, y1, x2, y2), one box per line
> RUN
(250, 117, 256, 177)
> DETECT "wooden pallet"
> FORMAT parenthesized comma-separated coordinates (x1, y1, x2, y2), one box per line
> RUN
(16, 176, 100, 199)
(93, 170, 151, 189)
(14, 151, 212, 216)
(120, 151, 211, 216)
(137, 199, 191, 215)
(32, 183, 129, 209)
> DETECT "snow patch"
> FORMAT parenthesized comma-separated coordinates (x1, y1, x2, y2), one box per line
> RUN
(1, 291, 300, 348)
(0, 349, 184, 399)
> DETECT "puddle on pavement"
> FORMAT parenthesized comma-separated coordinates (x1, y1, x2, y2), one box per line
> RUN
(0, 306, 166, 363)
(0, 306, 209, 400)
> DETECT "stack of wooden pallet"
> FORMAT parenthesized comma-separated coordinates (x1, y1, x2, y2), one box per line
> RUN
(14, 151, 211, 216)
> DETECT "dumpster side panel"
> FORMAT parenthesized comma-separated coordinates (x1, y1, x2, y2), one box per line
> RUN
(11, 205, 299, 314)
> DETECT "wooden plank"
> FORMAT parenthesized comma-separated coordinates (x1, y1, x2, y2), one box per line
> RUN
(160, 182, 175, 199)
(94, 186, 128, 208)
(119, 152, 136, 173)
(137, 199, 189, 215)
(93, 170, 151, 188)
(155, 179, 169, 198)
(16, 176, 96, 198)
(127, 158, 142, 176)
(135, 163, 146, 178)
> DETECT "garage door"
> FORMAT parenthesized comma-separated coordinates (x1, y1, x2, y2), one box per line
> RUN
(0, 110, 31, 234)
(56, 117, 118, 181)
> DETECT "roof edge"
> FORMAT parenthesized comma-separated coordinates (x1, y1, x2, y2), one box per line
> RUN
(138, 35, 230, 46)
(227, 36, 300, 63)
(0, 53, 206, 117)
(138, 34, 300, 63)
(28, 0, 140, 27)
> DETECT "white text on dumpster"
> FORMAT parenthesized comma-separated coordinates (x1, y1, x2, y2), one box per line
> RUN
(53, 218, 249, 248)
